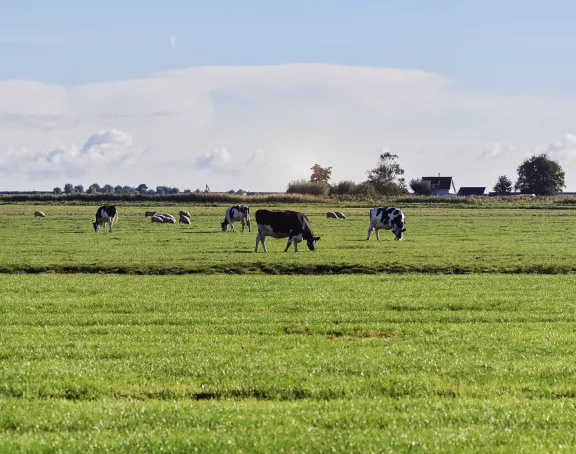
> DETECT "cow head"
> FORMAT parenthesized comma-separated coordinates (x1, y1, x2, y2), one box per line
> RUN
(221, 219, 229, 232)
(393, 228, 406, 241)
(307, 236, 321, 250)
(92, 219, 99, 232)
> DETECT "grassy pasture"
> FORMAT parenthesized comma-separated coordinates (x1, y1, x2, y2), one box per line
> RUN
(1, 274, 576, 451)
(2, 203, 576, 451)
(1, 204, 576, 274)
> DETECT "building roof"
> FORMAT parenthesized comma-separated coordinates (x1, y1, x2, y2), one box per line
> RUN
(457, 187, 486, 196)
(421, 176, 456, 192)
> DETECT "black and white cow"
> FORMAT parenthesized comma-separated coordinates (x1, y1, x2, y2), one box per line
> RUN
(221, 205, 251, 232)
(367, 207, 406, 241)
(92, 205, 118, 232)
(255, 210, 320, 252)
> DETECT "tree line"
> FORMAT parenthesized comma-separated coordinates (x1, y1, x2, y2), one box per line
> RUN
(287, 152, 566, 196)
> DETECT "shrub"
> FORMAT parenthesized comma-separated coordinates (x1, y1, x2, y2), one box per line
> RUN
(409, 178, 434, 195)
(286, 179, 330, 196)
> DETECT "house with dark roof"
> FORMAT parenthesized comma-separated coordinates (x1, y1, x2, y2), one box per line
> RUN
(457, 187, 486, 196)
(421, 176, 457, 195)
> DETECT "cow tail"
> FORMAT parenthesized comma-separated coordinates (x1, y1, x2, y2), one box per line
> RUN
(114, 211, 119, 224)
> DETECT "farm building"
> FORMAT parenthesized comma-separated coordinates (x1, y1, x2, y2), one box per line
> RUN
(421, 176, 457, 195)
(457, 187, 486, 196)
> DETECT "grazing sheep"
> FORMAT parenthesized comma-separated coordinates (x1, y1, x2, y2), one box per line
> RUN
(179, 210, 191, 218)
(334, 212, 346, 219)
(179, 214, 191, 224)
(34, 211, 46, 217)
(151, 215, 164, 223)
(145, 211, 157, 217)
(326, 212, 338, 219)
(159, 214, 176, 223)
(159, 215, 176, 224)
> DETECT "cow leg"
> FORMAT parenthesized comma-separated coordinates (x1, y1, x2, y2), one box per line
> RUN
(241, 218, 245, 232)
(246, 216, 251, 232)
(284, 237, 294, 252)
(109, 220, 113, 233)
(375, 228, 380, 240)
(230, 222, 235, 232)
(294, 238, 299, 252)
(255, 233, 260, 252)
(367, 224, 373, 240)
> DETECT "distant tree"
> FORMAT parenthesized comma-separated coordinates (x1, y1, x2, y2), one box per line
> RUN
(310, 164, 332, 184)
(101, 184, 114, 193)
(63, 183, 75, 194)
(114, 185, 123, 194)
(123, 186, 137, 194)
(194, 189, 202, 193)
(366, 152, 407, 195)
(492, 175, 513, 194)
(170, 187, 180, 194)
(74, 184, 84, 194)
(183, 189, 192, 193)
(236, 189, 246, 195)
(515, 154, 565, 195)
(330, 180, 359, 195)
(156, 186, 167, 194)
(53, 187, 62, 195)
(409, 178, 434, 196)
(227, 189, 236, 194)
(137, 183, 148, 194)
(86, 183, 100, 194)
(286, 179, 329, 196)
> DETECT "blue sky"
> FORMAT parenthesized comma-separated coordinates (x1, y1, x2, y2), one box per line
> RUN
(3, 1, 575, 90)
(1, 1, 576, 191)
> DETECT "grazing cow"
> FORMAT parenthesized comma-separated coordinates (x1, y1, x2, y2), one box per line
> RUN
(334, 212, 346, 219)
(159, 214, 176, 224)
(255, 210, 320, 252)
(179, 214, 191, 224)
(367, 207, 406, 241)
(145, 211, 157, 217)
(92, 205, 118, 232)
(151, 215, 164, 223)
(179, 210, 191, 218)
(222, 205, 251, 232)
(326, 212, 338, 219)
(34, 211, 46, 217)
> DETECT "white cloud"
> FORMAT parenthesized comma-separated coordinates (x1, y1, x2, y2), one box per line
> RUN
(479, 143, 514, 161)
(169, 35, 176, 50)
(539, 133, 576, 161)
(0, 130, 143, 181)
(2, 64, 576, 190)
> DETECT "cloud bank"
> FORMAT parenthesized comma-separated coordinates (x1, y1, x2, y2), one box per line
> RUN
(1, 64, 576, 191)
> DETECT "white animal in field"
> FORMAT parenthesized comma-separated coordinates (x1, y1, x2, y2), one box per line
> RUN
(367, 207, 406, 241)
(221, 205, 251, 232)
(179, 214, 191, 224)
(326, 212, 338, 218)
(334, 212, 346, 219)
(151, 215, 164, 223)
(179, 210, 191, 218)
(145, 211, 157, 217)
(159, 214, 176, 224)
(34, 211, 46, 217)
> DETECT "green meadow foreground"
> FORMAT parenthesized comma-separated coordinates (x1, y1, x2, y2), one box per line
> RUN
(2, 274, 576, 451)
(2, 204, 576, 451)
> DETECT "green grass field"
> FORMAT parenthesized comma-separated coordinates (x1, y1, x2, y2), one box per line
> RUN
(1, 204, 576, 274)
(2, 203, 576, 451)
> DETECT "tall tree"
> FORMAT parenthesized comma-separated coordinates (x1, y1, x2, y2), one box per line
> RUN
(74, 184, 84, 194)
(101, 184, 114, 193)
(53, 187, 62, 195)
(409, 178, 434, 195)
(86, 183, 100, 194)
(63, 183, 75, 194)
(137, 183, 148, 194)
(366, 152, 407, 195)
(310, 164, 332, 184)
(492, 175, 513, 194)
(515, 154, 565, 195)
